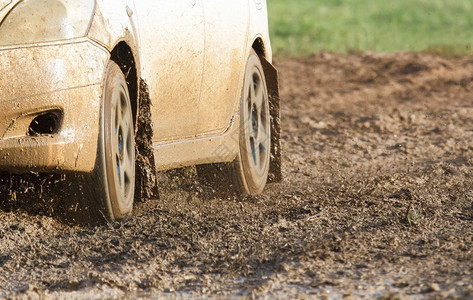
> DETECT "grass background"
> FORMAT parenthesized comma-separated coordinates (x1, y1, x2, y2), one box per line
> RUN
(268, 0, 473, 57)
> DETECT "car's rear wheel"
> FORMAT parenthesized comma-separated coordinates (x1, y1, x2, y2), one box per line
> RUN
(80, 61, 136, 222)
(235, 50, 271, 194)
(197, 50, 271, 195)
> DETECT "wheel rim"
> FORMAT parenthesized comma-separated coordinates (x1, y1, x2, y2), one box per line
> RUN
(109, 85, 135, 212)
(244, 65, 270, 177)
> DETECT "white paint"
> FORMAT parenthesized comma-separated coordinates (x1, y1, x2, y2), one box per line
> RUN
(0, 0, 274, 173)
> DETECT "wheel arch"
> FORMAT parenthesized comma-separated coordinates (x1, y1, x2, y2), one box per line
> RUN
(110, 41, 138, 127)
(251, 37, 282, 183)
(109, 41, 159, 204)
(252, 37, 267, 60)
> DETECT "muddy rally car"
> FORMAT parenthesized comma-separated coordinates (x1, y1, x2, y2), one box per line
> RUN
(0, 0, 280, 222)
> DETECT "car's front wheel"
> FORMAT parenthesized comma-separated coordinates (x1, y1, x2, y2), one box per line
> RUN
(81, 61, 136, 221)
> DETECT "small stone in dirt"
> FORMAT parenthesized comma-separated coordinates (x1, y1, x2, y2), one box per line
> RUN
(16, 284, 29, 293)
(421, 283, 441, 293)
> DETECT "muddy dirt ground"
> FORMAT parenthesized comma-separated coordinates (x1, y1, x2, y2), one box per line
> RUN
(1, 52, 473, 299)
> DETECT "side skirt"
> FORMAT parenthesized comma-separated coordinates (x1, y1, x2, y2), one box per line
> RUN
(153, 117, 240, 171)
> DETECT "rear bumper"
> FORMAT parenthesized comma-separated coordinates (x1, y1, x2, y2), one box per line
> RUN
(0, 39, 109, 173)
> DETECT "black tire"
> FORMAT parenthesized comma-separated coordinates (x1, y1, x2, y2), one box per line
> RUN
(198, 50, 271, 196)
(79, 61, 136, 222)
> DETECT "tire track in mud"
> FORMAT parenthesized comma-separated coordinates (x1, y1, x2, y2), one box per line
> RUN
(1, 52, 473, 298)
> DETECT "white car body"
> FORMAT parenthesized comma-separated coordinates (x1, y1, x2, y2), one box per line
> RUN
(0, 0, 280, 189)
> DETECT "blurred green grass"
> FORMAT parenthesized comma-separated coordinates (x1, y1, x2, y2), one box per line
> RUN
(268, 0, 473, 57)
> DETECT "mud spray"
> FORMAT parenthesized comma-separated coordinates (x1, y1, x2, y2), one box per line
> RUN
(134, 79, 159, 202)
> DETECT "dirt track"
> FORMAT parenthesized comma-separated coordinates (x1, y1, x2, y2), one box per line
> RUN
(1, 52, 473, 299)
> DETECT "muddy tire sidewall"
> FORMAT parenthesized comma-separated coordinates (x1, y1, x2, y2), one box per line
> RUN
(236, 50, 271, 195)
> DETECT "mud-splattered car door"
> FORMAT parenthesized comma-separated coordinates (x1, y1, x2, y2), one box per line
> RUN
(197, 0, 249, 137)
(0, 1, 12, 15)
(134, 0, 205, 142)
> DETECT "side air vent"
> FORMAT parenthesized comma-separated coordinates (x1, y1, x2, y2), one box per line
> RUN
(28, 110, 62, 136)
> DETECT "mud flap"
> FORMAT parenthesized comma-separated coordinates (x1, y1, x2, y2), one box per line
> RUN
(261, 57, 282, 183)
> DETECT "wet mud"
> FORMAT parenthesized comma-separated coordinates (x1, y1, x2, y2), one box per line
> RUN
(134, 79, 159, 202)
(1, 52, 473, 298)
(262, 56, 282, 184)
